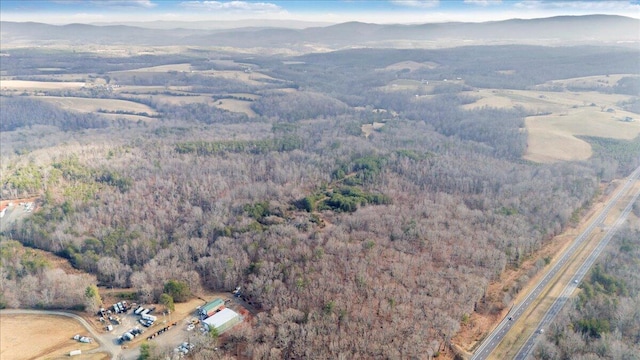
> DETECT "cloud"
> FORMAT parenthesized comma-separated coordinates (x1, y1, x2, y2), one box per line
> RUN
(69, 12, 107, 20)
(88, 0, 157, 8)
(515, 0, 640, 11)
(179, 1, 282, 12)
(464, 0, 502, 6)
(390, 0, 440, 8)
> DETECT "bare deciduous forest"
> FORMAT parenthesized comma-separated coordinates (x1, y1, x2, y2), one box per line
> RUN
(1, 19, 639, 359)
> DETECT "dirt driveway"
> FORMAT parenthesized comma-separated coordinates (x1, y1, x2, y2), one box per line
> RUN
(0, 309, 138, 360)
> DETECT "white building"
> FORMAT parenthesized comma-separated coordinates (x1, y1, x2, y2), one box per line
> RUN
(202, 308, 241, 334)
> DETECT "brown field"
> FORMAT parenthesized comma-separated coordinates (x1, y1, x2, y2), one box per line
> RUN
(462, 87, 637, 163)
(114, 85, 193, 94)
(213, 98, 257, 117)
(524, 108, 639, 163)
(380, 79, 430, 91)
(114, 63, 192, 73)
(0, 314, 101, 360)
(209, 59, 257, 68)
(541, 74, 632, 89)
(361, 122, 386, 138)
(228, 93, 260, 100)
(195, 70, 279, 86)
(124, 93, 213, 106)
(1, 80, 86, 90)
(462, 89, 632, 113)
(35, 96, 158, 117)
(382, 60, 439, 71)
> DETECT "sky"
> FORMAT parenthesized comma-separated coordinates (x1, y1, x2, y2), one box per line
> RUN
(1, 0, 639, 25)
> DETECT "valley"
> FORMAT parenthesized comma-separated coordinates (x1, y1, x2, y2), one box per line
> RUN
(1, 12, 639, 360)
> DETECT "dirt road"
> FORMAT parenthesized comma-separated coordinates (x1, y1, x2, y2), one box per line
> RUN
(0, 309, 138, 360)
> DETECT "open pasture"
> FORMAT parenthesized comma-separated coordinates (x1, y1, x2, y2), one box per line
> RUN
(228, 93, 260, 100)
(361, 122, 386, 138)
(213, 98, 257, 117)
(0, 314, 100, 360)
(114, 85, 193, 94)
(382, 60, 439, 71)
(541, 74, 632, 89)
(195, 70, 279, 86)
(113, 63, 192, 73)
(1, 80, 86, 90)
(35, 96, 158, 117)
(462, 86, 638, 163)
(380, 79, 431, 91)
(524, 107, 639, 163)
(125, 93, 214, 106)
(462, 89, 632, 113)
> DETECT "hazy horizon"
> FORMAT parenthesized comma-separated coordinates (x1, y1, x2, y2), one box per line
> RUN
(1, 0, 639, 27)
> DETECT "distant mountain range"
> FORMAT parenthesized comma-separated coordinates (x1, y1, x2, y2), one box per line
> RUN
(1, 15, 638, 50)
(89, 19, 334, 30)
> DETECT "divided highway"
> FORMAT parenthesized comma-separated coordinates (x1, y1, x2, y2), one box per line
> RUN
(471, 166, 640, 360)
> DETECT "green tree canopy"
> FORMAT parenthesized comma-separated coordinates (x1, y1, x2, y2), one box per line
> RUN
(159, 293, 175, 312)
(163, 280, 190, 303)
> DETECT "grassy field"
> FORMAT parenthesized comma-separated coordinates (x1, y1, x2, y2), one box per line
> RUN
(124, 93, 213, 105)
(0, 314, 101, 360)
(114, 63, 192, 73)
(462, 88, 632, 113)
(382, 60, 439, 71)
(361, 122, 386, 138)
(120, 93, 258, 116)
(1, 80, 86, 90)
(541, 74, 631, 89)
(524, 105, 638, 163)
(380, 79, 432, 92)
(213, 98, 257, 117)
(114, 85, 193, 94)
(195, 70, 279, 86)
(35, 96, 158, 117)
(462, 86, 638, 163)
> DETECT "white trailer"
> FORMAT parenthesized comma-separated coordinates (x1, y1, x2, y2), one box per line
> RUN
(140, 308, 150, 316)
(69, 350, 82, 356)
(134, 307, 145, 315)
(141, 314, 157, 322)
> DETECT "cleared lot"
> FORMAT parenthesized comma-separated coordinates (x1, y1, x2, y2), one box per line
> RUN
(35, 96, 158, 117)
(1, 80, 86, 90)
(0, 314, 103, 360)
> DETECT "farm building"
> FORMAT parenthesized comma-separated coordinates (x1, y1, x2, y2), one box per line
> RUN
(202, 308, 241, 334)
(199, 298, 224, 318)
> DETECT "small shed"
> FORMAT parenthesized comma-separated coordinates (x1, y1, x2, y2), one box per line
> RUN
(199, 298, 224, 318)
(203, 308, 241, 334)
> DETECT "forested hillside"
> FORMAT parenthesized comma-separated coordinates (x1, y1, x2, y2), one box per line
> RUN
(1, 43, 639, 358)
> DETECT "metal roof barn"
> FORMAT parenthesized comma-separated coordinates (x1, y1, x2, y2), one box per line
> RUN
(199, 298, 224, 317)
(203, 308, 241, 334)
